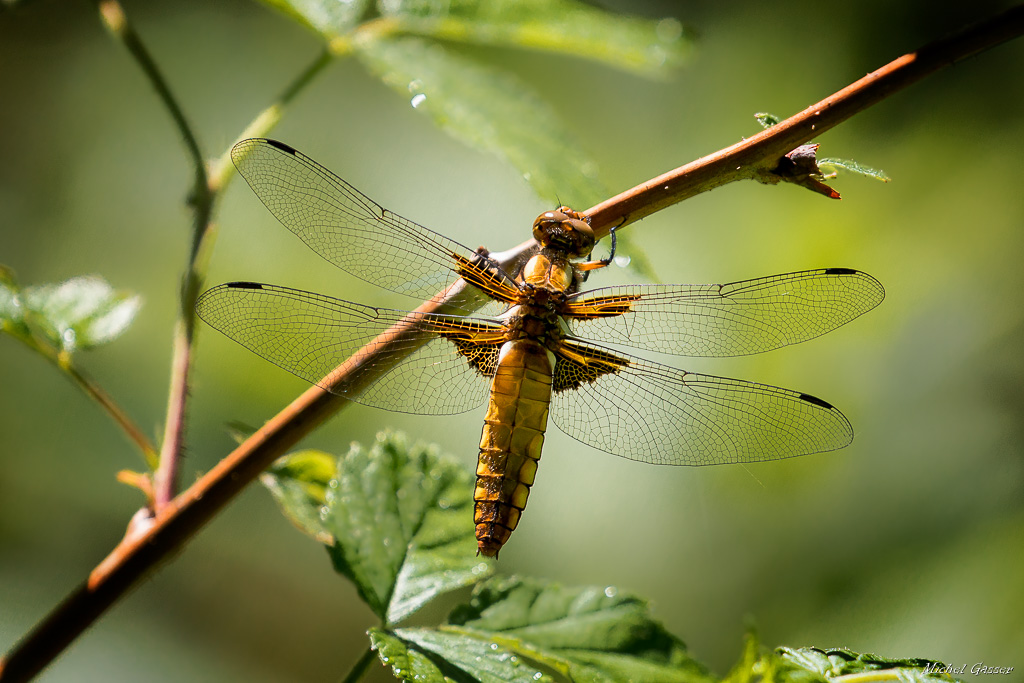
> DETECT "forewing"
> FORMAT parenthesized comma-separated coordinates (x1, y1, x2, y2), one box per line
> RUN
(563, 268, 884, 357)
(196, 282, 504, 415)
(230, 139, 520, 304)
(550, 341, 852, 465)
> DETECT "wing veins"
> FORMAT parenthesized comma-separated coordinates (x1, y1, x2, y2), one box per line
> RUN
(551, 340, 852, 465)
(232, 139, 517, 304)
(196, 282, 502, 414)
(563, 269, 883, 358)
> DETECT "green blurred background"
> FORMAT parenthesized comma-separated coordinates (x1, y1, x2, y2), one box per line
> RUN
(2, 1, 1022, 681)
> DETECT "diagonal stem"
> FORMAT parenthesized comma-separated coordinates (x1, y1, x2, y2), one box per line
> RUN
(2, 7, 1022, 681)
(95, 0, 205, 182)
(207, 48, 334, 192)
(8, 332, 159, 466)
(64, 361, 160, 467)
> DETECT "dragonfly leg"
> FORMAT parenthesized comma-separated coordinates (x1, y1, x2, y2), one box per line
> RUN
(577, 226, 617, 282)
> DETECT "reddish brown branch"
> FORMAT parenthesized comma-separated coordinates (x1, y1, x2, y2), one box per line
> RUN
(2, 7, 1022, 682)
(584, 4, 1024, 236)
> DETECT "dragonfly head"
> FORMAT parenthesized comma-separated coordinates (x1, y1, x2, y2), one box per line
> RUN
(533, 207, 595, 258)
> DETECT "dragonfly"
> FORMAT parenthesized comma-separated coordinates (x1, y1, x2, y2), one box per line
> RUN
(197, 138, 884, 557)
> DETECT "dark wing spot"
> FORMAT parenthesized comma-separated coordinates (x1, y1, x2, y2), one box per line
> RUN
(265, 139, 298, 154)
(824, 267, 857, 275)
(226, 281, 264, 290)
(799, 393, 834, 409)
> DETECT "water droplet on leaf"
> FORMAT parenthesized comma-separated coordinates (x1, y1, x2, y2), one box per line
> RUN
(656, 17, 683, 42)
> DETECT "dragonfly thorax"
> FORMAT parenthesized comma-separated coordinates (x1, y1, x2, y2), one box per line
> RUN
(522, 252, 575, 293)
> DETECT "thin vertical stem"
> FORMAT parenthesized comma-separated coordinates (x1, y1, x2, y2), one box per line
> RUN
(339, 646, 377, 683)
(160, 47, 333, 509)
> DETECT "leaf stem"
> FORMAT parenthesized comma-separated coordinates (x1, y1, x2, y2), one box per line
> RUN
(207, 48, 334, 191)
(95, 0, 205, 180)
(1, 8, 1021, 682)
(10, 332, 159, 467)
(339, 646, 377, 683)
(65, 361, 160, 468)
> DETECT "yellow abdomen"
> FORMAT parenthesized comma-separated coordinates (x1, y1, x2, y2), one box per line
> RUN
(475, 339, 553, 556)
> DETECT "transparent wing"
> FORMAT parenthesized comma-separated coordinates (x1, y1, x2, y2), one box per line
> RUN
(196, 282, 504, 415)
(230, 138, 520, 304)
(563, 268, 884, 357)
(551, 341, 852, 465)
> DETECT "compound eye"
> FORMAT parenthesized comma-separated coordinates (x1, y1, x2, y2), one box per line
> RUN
(563, 218, 596, 256)
(533, 210, 567, 230)
(533, 210, 567, 245)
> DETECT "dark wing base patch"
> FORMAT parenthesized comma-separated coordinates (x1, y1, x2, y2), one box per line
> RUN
(552, 339, 631, 392)
(452, 252, 522, 305)
(446, 336, 502, 377)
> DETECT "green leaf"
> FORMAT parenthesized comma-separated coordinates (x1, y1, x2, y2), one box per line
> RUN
(369, 628, 455, 682)
(451, 576, 673, 655)
(720, 633, 819, 683)
(378, 0, 691, 77)
(14, 276, 140, 352)
(353, 35, 606, 208)
(263, 432, 492, 624)
(553, 651, 713, 683)
(367, 579, 953, 683)
(817, 157, 891, 182)
(253, 0, 370, 35)
(261, 449, 337, 544)
(0, 277, 31, 340)
(446, 576, 711, 683)
(755, 112, 891, 184)
(720, 635, 959, 683)
(777, 647, 955, 682)
(225, 420, 259, 444)
(754, 112, 782, 129)
(366, 576, 710, 682)
(394, 627, 557, 683)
